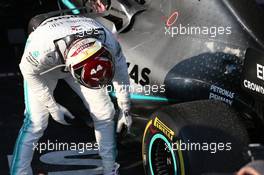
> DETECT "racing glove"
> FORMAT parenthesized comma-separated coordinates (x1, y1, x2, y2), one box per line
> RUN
(116, 108, 132, 133)
(50, 104, 75, 125)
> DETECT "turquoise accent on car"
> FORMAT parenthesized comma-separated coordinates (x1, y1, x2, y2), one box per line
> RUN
(130, 93, 169, 101)
(148, 133, 177, 175)
(110, 92, 169, 102)
(61, 0, 80, 14)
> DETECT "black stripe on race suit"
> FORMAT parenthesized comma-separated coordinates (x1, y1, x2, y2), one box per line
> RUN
(25, 53, 39, 66)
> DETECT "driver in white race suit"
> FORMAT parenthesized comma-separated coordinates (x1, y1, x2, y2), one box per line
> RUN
(11, 15, 132, 175)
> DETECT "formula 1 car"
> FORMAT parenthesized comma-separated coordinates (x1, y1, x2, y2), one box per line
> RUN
(28, 0, 264, 174)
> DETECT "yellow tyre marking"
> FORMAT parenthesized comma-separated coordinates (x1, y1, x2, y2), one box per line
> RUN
(176, 141, 185, 175)
(142, 119, 186, 175)
(142, 120, 153, 159)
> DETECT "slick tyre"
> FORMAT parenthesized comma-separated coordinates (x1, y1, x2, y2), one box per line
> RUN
(142, 100, 249, 175)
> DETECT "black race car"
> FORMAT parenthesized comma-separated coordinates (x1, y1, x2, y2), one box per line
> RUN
(24, 0, 264, 174)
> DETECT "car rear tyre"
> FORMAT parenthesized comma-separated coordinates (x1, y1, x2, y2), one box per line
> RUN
(142, 100, 249, 175)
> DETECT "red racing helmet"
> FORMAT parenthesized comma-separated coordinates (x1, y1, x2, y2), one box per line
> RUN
(65, 38, 114, 89)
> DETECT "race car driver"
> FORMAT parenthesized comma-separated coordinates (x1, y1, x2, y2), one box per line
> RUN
(11, 14, 132, 175)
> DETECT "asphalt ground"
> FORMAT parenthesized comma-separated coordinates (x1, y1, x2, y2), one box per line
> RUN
(0, 76, 144, 175)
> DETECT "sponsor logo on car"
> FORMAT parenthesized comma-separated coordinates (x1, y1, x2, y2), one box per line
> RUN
(242, 49, 264, 98)
(153, 117, 175, 141)
(209, 85, 235, 105)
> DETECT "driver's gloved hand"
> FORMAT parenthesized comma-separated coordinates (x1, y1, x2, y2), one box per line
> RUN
(50, 104, 75, 125)
(116, 109, 132, 133)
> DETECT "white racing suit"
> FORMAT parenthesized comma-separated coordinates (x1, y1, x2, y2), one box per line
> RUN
(11, 15, 130, 175)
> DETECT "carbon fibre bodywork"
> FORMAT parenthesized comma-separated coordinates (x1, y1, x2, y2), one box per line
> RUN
(110, 0, 264, 121)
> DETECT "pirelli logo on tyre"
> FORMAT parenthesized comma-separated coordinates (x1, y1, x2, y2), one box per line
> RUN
(153, 117, 175, 141)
